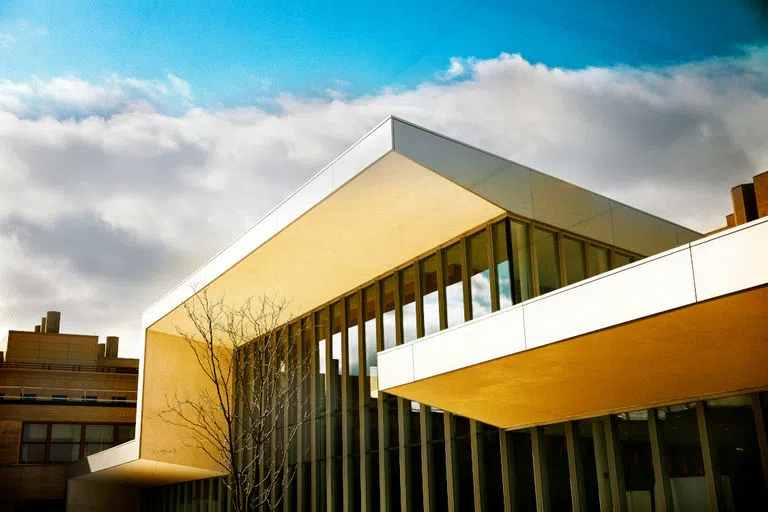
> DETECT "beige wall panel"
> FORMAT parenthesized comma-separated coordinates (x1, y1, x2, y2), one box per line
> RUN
(140, 330, 226, 472)
(0, 404, 136, 423)
(610, 201, 679, 256)
(530, 172, 614, 245)
(5, 332, 99, 365)
(0, 419, 21, 464)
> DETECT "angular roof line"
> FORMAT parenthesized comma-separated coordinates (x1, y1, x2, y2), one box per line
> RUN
(143, 115, 701, 328)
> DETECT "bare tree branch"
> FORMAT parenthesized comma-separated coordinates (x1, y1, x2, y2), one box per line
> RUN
(160, 288, 311, 512)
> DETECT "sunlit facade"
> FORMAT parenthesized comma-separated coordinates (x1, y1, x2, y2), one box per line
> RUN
(66, 117, 768, 512)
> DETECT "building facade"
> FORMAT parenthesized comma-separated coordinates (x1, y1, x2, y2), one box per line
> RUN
(67, 117, 768, 511)
(0, 312, 138, 511)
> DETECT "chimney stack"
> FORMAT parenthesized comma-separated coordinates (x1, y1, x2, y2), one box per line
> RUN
(45, 311, 61, 334)
(0, 351, 4, 364)
(34, 325, 41, 333)
(106, 336, 119, 358)
(41, 317, 47, 333)
(97, 343, 106, 364)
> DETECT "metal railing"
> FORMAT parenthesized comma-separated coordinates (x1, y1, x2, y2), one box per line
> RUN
(0, 361, 138, 374)
(0, 385, 138, 405)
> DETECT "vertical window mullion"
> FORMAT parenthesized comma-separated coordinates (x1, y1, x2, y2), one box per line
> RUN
(341, 298, 351, 512)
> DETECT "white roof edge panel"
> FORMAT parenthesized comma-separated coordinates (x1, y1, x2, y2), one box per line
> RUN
(389, 116, 702, 253)
(142, 117, 395, 328)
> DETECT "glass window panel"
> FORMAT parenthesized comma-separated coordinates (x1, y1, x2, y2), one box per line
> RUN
(117, 425, 135, 444)
(420, 255, 440, 336)
(23, 423, 48, 442)
(534, 228, 561, 295)
(509, 220, 532, 302)
(443, 243, 465, 328)
(381, 276, 396, 350)
(660, 403, 708, 511)
(541, 424, 573, 511)
(331, 302, 343, 376)
(589, 245, 610, 276)
(316, 310, 328, 375)
(346, 295, 360, 377)
(706, 395, 768, 508)
(85, 424, 114, 443)
(615, 412, 654, 507)
(613, 252, 633, 269)
(84, 443, 113, 457)
(346, 295, 360, 420)
(563, 237, 587, 285)
(49, 442, 80, 462)
(51, 424, 81, 442)
(20, 443, 46, 463)
(363, 286, 378, 399)
(400, 266, 417, 343)
(469, 231, 492, 319)
(493, 221, 513, 309)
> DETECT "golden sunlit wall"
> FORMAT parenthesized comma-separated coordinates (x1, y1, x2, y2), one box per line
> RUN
(140, 330, 229, 473)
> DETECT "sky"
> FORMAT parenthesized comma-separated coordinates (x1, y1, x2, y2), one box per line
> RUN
(0, 1, 767, 358)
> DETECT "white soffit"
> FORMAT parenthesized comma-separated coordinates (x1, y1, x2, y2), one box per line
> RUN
(149, 151, 504, 335)
(142, 117, 394, 329)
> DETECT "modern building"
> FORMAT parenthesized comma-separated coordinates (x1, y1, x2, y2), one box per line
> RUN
(66, 117, 767, 511)
(0, 311, 139, 511)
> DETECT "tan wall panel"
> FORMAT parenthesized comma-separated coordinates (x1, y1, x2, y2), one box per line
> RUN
(0, 419, 22, 464)
(5, 332, 99, 365)
(140, 330, 227, 471)
(0, 404, 136, 423)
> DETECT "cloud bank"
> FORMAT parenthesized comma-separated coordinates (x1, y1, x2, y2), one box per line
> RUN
(1, 50, 766, 357)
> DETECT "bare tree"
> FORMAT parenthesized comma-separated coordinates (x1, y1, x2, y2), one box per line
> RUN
(161, 289, 308, 512)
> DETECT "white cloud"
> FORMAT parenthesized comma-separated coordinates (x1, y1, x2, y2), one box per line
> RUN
(438, 56, 474, 81)
(0, 49, 766, 359)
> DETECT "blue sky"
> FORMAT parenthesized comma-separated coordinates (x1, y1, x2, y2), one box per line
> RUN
(0, 1, 766, 355)
(1, 0, 766, 106)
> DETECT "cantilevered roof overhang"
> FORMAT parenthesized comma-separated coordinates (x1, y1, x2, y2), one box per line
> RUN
(378, 217, 768, 430)
(77, 115, 704, 488)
